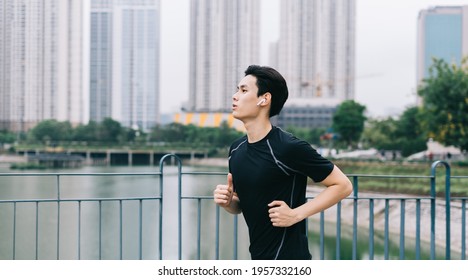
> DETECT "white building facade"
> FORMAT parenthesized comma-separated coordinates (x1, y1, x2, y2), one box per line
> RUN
(188, 0, 261, 113)
(0, 0, 90, 131)
(91, 0, 160, 131)
(275, 0, 355, 103)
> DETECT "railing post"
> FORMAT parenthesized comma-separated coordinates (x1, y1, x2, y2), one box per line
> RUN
(429, 170, 435, 259)
(56, 175, 61, 260)
(159, 154, 182, 260)
(430, 160, 451, 260)
(215, 205, 220, 260)
(336, 201, 342, 260)
(352, 176, 359, 260)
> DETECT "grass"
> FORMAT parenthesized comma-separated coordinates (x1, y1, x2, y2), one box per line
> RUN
(331, 160, 468, 197)
(9, 162, 47, 170)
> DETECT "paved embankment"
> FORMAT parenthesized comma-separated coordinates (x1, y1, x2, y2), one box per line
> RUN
(308, 186, 466, 256)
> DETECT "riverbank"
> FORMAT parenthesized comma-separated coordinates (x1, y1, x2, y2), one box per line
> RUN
(186, 157, 228, 168)
(0, 154, 26, 168)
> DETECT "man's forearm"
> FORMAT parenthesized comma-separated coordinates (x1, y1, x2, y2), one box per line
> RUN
(295, 183, 351, 221)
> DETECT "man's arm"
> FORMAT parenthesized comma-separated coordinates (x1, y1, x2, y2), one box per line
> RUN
(214, 173, 242, 214)
(268, 165, 352, 227)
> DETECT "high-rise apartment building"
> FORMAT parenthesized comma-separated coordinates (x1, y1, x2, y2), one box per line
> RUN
(90, 0, 113, 123)
(275, 0, 355, 102)
(0, 0, 90, 131)
(270, 0, 355, 129)
(417, 6, 468, 84)
(91, 0, 160, 131)
(188, 0, 261, 113)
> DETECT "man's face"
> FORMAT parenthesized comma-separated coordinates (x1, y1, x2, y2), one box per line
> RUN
(232, 75, 264, 121)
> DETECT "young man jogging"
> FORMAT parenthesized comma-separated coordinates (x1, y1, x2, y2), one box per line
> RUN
(213, 65, 352, 260)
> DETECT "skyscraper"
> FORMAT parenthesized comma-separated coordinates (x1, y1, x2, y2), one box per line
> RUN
(90, 0, 113, 123)
(188, 0, 261, 113)
(275, 0, 356, 102)
(269, 0, 355, 129)
(91, 0, 160, 131)
(417, 6, 468, 84)
(0, 0, 90, 131)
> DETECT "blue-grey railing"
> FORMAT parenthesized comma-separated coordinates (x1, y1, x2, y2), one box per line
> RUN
(0, 155, 467, 260)
(0, 171, 164, 260)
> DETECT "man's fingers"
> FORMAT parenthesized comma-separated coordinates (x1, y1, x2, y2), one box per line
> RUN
(227, 173, 233, 191)
(214, 178, 234, 207)
(268, 200, 284, 209)
(216, 184, 228, 191)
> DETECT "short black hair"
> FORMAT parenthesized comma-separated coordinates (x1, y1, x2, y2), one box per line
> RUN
(244, 65, 288, 117)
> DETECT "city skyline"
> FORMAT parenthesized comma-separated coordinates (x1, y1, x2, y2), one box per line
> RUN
(2, 0, 468, 131)
(160, 0, 468, 118)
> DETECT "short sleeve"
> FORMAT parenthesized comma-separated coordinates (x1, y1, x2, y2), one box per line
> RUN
(283, 139, 334, 182)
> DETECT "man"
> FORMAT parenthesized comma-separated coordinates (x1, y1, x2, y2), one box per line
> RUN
(213, 65, 352, 260)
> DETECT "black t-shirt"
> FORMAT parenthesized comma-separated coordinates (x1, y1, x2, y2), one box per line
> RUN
(228, 126, 334, 260)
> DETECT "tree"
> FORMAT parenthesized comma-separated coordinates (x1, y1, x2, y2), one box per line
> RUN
(418, 58, 468, 151)
(98, 118, 124, 143)
(28, 120, 73, 144)
(393, 107, 427, 157)
(362, 108, 427, 157)
(361, 117, 398, 150)
(73, 121, 99, 142)
(332, 100, 367, 148)
(0, 130, 16, 144)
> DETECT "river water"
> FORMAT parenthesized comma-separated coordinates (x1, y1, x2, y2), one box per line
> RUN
(0, 164, 450, 260)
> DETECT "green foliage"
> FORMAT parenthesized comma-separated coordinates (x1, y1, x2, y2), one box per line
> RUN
(98, 118, 124, 143)
(73, 121, 99, 142)
(362, 107, 427, 157)
(27, 118, 130, 145)
(0, 130, 16, 144)
(16, 119, 244, 150)
(418, 57, 468, 151)
(149, 121, 243, 149)
(394, 107, 427, 156)
(362, 118, 398, 150)
(28, 120, 73, 144)
(332, 100, 367, 148)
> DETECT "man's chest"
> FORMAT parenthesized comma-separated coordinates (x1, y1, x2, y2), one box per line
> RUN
(229, 146, 293, 201)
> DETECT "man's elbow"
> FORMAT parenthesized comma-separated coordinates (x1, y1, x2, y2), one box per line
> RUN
(341, 178, 353, 198)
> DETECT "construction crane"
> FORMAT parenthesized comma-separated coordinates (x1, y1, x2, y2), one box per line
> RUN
(288, 72, 382, 97)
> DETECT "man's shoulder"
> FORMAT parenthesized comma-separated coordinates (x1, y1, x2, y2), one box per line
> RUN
(229, 135, 248, 153)
(231, 134, 247, 146)
(270, 127, 305, 149)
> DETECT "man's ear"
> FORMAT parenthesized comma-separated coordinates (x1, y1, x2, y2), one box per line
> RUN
(262, 92, 272, 103)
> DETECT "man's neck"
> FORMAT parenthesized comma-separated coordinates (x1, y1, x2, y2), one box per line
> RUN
(243, 119, 273, 143)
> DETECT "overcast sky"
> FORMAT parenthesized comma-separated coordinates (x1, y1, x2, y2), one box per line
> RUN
(159, 0, 468, 118)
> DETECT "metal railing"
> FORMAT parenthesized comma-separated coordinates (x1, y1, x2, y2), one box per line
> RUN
(0, 154, 466, 260)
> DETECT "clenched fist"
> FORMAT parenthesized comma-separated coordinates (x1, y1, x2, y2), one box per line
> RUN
(214, 173, 234, 207)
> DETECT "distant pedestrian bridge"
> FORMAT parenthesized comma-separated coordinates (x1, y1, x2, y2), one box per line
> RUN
(15, 148, 208, 166)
